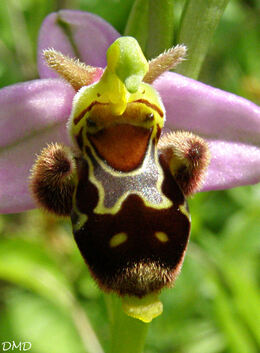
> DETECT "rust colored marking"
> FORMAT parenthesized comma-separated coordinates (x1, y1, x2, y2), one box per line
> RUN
(74, 98, 163, 126)
(156, 125, 161, 141)
(75, 127, 84, 150)
(88, 125, 151, 172)
(134, 99, 164, 117)
(74, 101, 108, 125)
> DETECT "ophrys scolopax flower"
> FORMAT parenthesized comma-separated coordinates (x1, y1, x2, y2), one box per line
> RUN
(1, 10, 259, 322)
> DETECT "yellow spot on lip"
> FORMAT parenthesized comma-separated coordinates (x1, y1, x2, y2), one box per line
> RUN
(155, 231, 169, 243)
(110, 232, 128, 247)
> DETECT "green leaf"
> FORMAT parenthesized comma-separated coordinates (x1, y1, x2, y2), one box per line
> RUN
(224, 262, 260, 346)
(0, 237, 73, 308)
(197, 224, 260, 350)
(79, 0, 135, 33)
(214, 287, 258, 353)
(0, 289, 85, 353)
(0, 236, 105, 353)
(145, 0, 174, 59)
(176, 0, 230, 79)
(124, 0, 149, 51)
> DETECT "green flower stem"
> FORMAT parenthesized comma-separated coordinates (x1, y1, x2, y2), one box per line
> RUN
(124, 0, 149, 52)
(105, 294, 149, 353)
(176, 0, 230, 79)
(146, 0, 174, 59)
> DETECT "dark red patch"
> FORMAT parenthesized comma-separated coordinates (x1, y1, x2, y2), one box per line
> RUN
(75, 127, 84, 150)
(134, 99, 164, 117)
(156, 125, 161, 141)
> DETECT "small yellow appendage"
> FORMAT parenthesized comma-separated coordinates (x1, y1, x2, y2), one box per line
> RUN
(122, 294, 163, 323)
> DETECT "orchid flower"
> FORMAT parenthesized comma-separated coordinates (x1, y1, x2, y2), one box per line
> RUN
(1, 7, 260, 326)
(0, 8, 260, 352)
(0, 10, 259, 216)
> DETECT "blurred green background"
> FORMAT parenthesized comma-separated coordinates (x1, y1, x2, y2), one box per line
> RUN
(0, 1, 259, 352)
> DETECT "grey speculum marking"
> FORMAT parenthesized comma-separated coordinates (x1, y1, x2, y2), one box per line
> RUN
(88, 142, 168, 210)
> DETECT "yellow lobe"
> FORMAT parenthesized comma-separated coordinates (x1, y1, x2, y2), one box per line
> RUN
(99, 70, 128, 115)
(122, 294, 163, 323)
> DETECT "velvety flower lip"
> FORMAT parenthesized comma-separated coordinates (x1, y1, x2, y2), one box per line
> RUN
(0, 9, 260, 214)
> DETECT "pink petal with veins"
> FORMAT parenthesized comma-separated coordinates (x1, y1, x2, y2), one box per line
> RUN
(0, 79, 74, 213)
(38, 10, 119, 79)
(203, 141, 260, 191)
(154, 72, 260, 190)
(155, 72, 260, 146)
